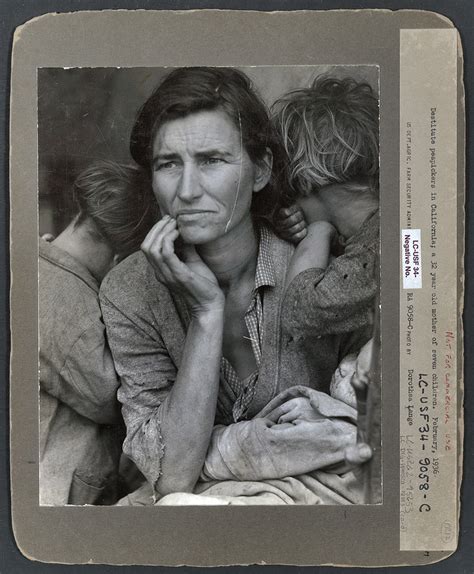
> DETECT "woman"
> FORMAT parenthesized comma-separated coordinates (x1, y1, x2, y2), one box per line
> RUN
(100, 68, 370, 504)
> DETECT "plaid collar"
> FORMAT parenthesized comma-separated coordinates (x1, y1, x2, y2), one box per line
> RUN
(254, 225, 276, 290)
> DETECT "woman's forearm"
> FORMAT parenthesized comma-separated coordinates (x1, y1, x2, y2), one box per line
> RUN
(156, 307, 224, 496)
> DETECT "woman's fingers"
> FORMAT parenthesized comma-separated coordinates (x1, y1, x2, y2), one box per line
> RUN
(266, 398, 309, 423)
(278, 408, 300, 424)
(141, 216, 180, 283)
(143, 217, 177, 257)
(163, 247, 195, 284)
(265, 401, 292, 423)
(157, 230, 185, 285)
(141, 216, 223, 311)
(141, 218, 178, 279)
(180, 243, 202, 264)
(161, 228, 181, 259)
(141, 214, 173, 252)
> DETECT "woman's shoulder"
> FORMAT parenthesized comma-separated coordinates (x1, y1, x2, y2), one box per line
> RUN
(100, 250, 166, 306)
(260, 224, 295, 265)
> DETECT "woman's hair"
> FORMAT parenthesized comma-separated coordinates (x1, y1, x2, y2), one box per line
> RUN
(273, 75, 379, 201)
(130, 67, 286, 226)
(73, 160, 157, 259)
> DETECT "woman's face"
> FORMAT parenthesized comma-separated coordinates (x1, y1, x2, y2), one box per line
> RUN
(151, 109, 271, 245)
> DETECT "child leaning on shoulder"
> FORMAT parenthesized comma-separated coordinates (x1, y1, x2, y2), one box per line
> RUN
(273, 75, 380, 403)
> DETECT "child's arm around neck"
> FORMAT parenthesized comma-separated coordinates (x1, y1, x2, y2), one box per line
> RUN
(283, 180, 378, 290)
(284, 220, 336, 289)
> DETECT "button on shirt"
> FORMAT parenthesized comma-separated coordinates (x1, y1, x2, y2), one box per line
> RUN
(217, 226, 276, 423)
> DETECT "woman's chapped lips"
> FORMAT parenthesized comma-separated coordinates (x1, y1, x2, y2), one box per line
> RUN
(176, 209, 215, 217)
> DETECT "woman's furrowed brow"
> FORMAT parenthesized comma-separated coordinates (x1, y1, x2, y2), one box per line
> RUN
(152, 147, 236, 166)
(194, 149, 234, 159)
(153, 152, 179, 162)
(153, 149, 235, 162)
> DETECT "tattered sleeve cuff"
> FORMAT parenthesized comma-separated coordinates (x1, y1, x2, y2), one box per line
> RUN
(121, 404, 166, 496)
(201, 420, 280, 482)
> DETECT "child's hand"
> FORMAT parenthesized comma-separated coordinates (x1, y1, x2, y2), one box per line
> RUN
(274, 205, 307, 244)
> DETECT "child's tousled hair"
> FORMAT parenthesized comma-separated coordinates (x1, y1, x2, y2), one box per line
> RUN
(273, 75, 379, 200)
(73, 160, 157, 259)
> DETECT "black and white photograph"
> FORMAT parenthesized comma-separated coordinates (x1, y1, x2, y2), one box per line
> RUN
(6, 6, 466, 567)
(38, 65, 381, 507)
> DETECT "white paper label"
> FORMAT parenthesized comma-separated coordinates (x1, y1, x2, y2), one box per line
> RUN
(399, 28, 458, 552)
(402, 229, 422, 289)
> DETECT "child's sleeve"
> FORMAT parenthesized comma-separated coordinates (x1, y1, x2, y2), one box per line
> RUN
(281, 221, 379, 337)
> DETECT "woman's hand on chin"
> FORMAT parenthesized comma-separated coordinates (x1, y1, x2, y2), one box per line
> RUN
(141, 215, 225, 316)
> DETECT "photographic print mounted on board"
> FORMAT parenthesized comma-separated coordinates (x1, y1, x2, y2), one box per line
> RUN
(10, 9, 462, 567)
(38, 64, 381, 508)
